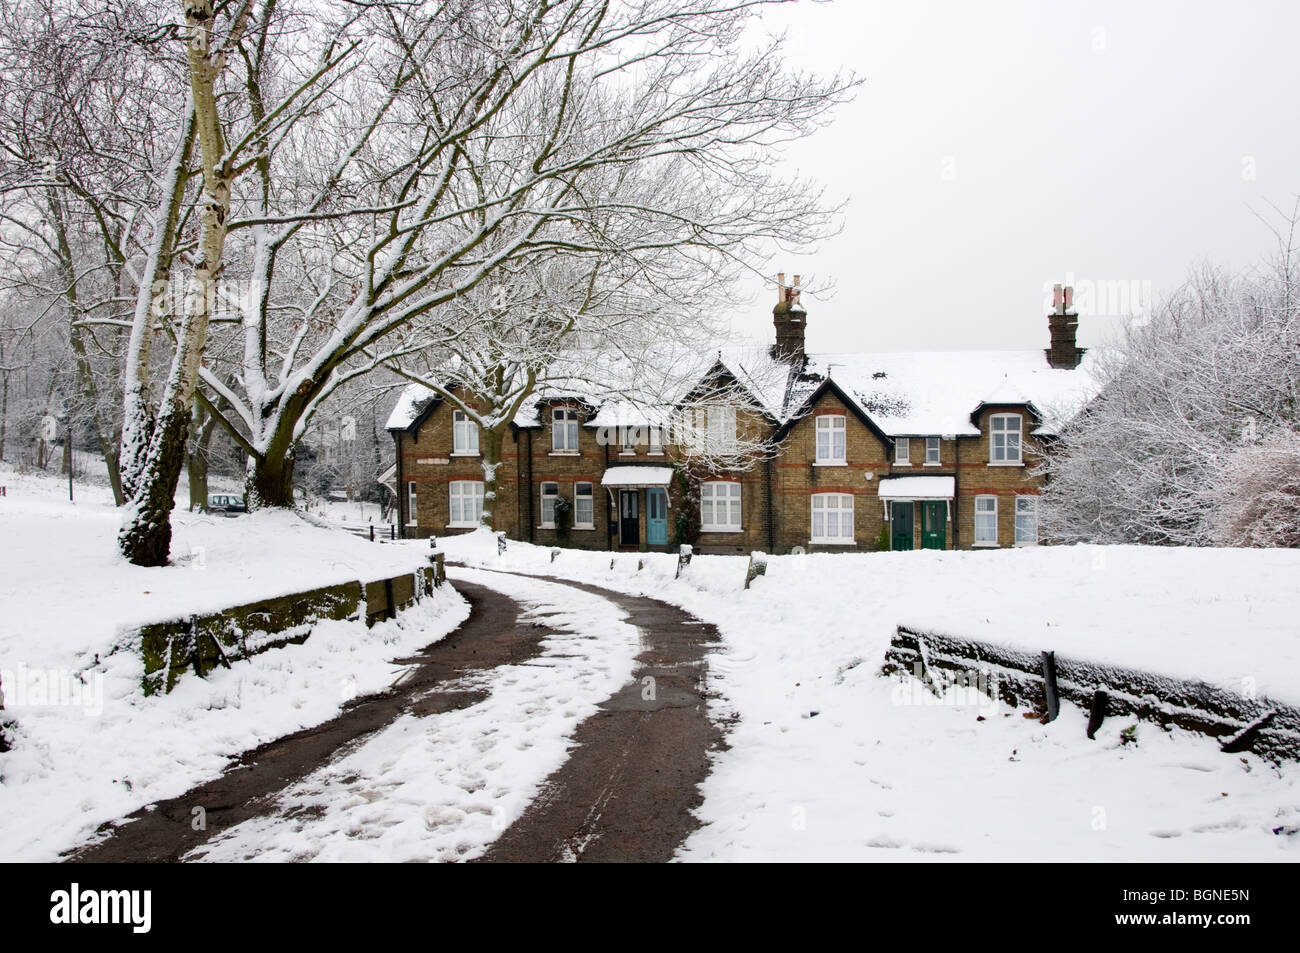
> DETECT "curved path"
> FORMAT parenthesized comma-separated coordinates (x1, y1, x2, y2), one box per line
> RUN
(65, 571, 720, 863)
(472, 570, 721, 863)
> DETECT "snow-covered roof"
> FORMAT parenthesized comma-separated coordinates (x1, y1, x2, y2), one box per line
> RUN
(600, 465, 675, 487)
(386, 346, 1100, 442)
(796, 350, 1100, 437)
(385, 383, 438, 431)
(877, 476, 956, 499)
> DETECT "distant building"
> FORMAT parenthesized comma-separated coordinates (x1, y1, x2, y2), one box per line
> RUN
(386, 277, 1096, 553)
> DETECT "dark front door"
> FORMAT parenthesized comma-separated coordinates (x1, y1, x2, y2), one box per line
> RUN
(890, 501, 914, 551)
(921, 501, 946, 549)
(619, 490, 640, 546)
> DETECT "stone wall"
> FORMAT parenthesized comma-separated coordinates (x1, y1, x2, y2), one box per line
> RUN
(140, 565, 439, 696)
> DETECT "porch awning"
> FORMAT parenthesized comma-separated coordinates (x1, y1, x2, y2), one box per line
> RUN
(877, 476, 955, 500)
(601, 465, 674, 488)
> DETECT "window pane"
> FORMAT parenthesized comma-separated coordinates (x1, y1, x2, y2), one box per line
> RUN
(834, 429, 845, 460)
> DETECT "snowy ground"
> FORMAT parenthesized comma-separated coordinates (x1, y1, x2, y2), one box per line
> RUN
(439, 531, 1300, 861)
(188, 569, 640, 862)
(0, 463, 467, 862)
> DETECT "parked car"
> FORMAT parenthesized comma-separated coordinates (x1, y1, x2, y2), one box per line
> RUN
(207, 493, 247, 515)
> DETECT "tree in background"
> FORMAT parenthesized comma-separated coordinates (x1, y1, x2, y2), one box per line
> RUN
(1039, 216, 1299, 546)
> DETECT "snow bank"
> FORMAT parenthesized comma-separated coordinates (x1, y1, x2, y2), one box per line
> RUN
(0, 464, 468, 861)
(441, 532, 1300, 860)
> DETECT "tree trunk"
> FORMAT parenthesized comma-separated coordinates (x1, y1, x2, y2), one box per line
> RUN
(479, 427, 504, 531)
(119, 1, 232, 565)
(248, 442, 295, 507)
(187, 404, 216, 511)
(118, 395, 191, 566)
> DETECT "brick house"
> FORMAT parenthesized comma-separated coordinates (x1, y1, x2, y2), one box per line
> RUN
(386, 277, 1097, 554)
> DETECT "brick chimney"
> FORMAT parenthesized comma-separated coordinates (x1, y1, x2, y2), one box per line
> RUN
(1046, 283, 1084, 369)
(772, 272, 806, 365)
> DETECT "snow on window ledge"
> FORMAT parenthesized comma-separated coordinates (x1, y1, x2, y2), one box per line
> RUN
(972, 540, 1000, 547)
(812, 460, 847, 467)
(700, 526, 742, 534)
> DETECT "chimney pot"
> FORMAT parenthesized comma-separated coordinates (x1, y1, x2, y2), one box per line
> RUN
(1046, 284, 1083, 369)
(771, 268, 807, 365)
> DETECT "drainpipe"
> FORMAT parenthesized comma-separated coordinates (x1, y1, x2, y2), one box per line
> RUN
(526, 428, 535, 544)
(764, 456, 775, 553)
(395, 429, 405, 539)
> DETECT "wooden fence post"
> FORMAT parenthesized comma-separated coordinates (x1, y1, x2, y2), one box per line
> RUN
(1041, 651, 1060, 723)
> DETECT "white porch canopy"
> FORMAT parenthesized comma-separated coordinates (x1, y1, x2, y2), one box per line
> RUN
(601, 466, 674, 489)
(877, 476, 955, 500)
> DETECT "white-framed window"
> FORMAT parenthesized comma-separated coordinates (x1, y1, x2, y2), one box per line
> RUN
(1015, 495, 1038, 545)
(894, 437, 911, 465)
(648, 425, 663, 455)
(540, 481, 558, 527)
(925, 436, 941, 465)
(815, 415, 846, 464)
(552, 408, 580, 452)
(700, 481, 742, 532)
(406, 481, 418, 526)
(974, 494, 998, 546)
(448, 480, 484, 527)
(621, 425, 638, 455)
(452, 410, 479, 454)
(811, 493, 854, 543)
(990, 414, 1022, 464)
(574, 482, 594, 528)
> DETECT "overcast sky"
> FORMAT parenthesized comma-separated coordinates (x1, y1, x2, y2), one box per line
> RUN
(722, 0, 1300, 355)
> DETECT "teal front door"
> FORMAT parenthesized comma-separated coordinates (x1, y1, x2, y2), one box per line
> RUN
(921, 501, 946, 550)
(890, 501, 914, 551)
(647, 488, 668, 545)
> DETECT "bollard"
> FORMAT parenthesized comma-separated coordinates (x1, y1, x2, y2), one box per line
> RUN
(496, 531, 507, 555)
(551, 547, 561, 563)
(675, 543, 693, 579)
(744, 550, 768, 589)
(429, 550, 446, 587)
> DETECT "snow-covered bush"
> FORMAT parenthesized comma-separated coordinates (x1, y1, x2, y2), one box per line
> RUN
(1207, 430, 1300, 547)
(1039, 247, 1300, 547)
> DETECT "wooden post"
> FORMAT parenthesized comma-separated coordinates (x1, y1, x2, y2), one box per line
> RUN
(1041, 651, 1060, 723)
(1086, 689, 1108, 739)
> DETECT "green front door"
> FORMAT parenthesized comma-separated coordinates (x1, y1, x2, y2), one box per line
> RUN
(921, 501, 946, 550)
(890, 501, 914, 551)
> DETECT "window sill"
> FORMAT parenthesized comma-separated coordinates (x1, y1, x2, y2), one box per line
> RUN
(447, 522, 479, 529)
(1014, 540, 1039, 547)
(973, 541, 1000, 548)
(923, 461, 942, 467)
(549, 451, 580, 457)
(813, 460, 847, 467)
(646, 451, 664, 456)
(893, 462, 912, 467)
(811, 539, 856, 546)
(450, 451, 480, 457)
(573, 524, 595, 531)
(700, 527, 743, 534)
(619, 450, 637, 456)
(988, 461, 1024, 467)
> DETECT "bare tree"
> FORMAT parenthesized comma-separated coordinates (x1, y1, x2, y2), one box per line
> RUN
(1039, 212, 1300, 546)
